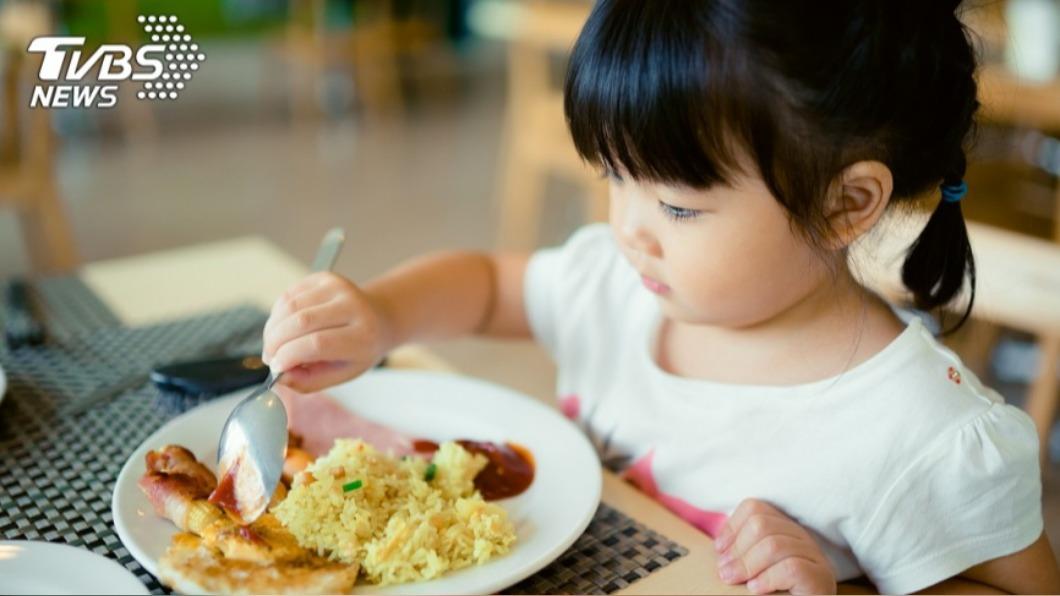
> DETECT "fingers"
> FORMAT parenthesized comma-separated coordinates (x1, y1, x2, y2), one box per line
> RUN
(716, 498, 783, 552)
(268, 324, 381, 377)
(262, 299, 353, 364)
(269, 326, 350, 373)
(722, 513, 805, 565)
(261, 273, 389, 392)
(278, 361, 366, 393)
(744, 556, 833, 595)
(263, 272, 372, 368)
(271, 272, 334, 313)
(717, 533, 812, 585)
(713, 499, 836, 595)
(263, 274, 340, 338)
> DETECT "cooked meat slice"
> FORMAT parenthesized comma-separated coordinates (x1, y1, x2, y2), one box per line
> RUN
(159, 532, 357, 595)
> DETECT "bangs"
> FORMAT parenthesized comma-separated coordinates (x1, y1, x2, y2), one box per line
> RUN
(563, 0, 760, 189)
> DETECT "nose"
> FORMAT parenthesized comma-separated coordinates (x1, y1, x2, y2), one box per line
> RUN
(613, 192, 662, 259)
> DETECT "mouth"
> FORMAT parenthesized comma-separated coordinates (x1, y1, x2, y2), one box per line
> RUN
(640, 275, 671, 295)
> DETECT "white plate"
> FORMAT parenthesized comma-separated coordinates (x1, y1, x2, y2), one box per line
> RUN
(0, 362, 6, 407)
(113, 369, 602, 595)
(0, 540, 149, 595)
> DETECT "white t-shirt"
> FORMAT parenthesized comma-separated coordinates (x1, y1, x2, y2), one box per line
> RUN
(524, 223, 1043, 594)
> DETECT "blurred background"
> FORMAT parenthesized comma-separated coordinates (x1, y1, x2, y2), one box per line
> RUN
(1, 0, 1060, 562)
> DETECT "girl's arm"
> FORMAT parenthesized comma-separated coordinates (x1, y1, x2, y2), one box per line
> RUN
(262, 251, 531, 392)
(365, 251, 532, 345)
(916, 532, 1060, 595)
(839, 534, 1059, 594)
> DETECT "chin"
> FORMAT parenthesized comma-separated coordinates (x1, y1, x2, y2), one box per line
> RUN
(655, 296, 743, 327)
(656, 297, 704, 323)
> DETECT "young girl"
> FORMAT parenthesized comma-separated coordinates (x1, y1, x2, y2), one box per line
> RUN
(261, 1, 1060, 593)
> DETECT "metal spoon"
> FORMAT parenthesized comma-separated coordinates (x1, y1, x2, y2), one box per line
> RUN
(212, 227, 345, 524)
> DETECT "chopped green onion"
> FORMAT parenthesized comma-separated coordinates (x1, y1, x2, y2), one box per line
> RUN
(342, 479, 363, 492)
(424, 463, 437, 482)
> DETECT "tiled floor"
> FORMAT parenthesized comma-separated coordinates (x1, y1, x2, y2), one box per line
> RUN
(3, 38, 1060, 569)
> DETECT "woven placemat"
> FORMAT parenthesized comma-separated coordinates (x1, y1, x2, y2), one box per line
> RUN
(0, 277, 267, 594)
(509, 502, 688, 594)
(0, 276, 688, 594)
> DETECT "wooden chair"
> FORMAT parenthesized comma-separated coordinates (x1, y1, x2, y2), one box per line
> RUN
(493, 1, 606, 250)
(99, 0, 158, 141)
(970, 4, 1060, 464)
(272, 0, 441, 122)
(0, 10, 79, 273)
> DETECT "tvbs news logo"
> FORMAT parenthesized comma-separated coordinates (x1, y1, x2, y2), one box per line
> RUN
(28, 14, 205, 109)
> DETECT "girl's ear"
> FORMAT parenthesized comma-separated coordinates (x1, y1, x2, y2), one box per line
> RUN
(824, 160, 894, 249)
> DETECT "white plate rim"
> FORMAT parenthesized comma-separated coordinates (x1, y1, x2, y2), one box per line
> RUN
(113, 369, 602, 595)
(0, 539, 150, 595)
(0, 362, 6, 407)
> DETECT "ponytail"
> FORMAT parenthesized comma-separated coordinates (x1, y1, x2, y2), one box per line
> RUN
(900, 153, 976, 335)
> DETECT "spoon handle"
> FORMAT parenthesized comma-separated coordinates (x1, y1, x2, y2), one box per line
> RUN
(310, 228, 345, 273)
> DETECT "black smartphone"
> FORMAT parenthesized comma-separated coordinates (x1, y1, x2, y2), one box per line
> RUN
(150, 354, 269, 397)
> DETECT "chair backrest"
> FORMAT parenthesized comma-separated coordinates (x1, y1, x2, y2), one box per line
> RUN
(0, 49, 56, 201)
(510, 1, 589, 51)
(0, 2, 56, 198)
(503, 2, 588, 127)
(852, 213, 1060, 336)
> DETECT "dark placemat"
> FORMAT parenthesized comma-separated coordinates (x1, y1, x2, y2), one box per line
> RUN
(508, 502, 689, 594)
(0, 277, 265, 595)
(0, 276, 688, 595)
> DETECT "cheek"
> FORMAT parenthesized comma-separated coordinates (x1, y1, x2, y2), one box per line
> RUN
(663, 216, 828, 325)
(608, 191, 623, 223)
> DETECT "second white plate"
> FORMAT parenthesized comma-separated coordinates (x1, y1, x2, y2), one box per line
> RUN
(0, 540, 149, 595)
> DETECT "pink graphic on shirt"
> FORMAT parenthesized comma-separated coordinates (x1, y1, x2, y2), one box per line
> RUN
(559, 394, 581, 420)
(624, 449, 728, 538)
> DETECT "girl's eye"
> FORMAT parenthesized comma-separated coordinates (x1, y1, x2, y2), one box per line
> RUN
(658, 201, 701, 221)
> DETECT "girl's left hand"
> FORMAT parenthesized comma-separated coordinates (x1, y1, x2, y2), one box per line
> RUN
(713, 499, 837, 595)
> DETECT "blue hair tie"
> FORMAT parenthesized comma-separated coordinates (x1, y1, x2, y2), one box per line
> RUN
(940, 180, 967, 203)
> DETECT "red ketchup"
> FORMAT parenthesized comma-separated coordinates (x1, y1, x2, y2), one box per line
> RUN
(208, 459, 242, 522)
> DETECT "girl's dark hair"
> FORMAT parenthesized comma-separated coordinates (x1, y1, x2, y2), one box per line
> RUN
(564, 0, 978, 332)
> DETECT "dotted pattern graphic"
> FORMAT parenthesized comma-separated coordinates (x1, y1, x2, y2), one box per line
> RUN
(0, 277, 687, 594)
(136, 15, 205, 101)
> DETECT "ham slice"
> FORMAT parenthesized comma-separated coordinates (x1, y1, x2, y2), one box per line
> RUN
(275, 386, 417, 457)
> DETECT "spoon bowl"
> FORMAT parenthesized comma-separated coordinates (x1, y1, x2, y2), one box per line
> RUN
(213, 377, 287, 523)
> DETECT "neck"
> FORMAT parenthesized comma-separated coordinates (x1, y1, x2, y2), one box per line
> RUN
(657, 266, 904, 385)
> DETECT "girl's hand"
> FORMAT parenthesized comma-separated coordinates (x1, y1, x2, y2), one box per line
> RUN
(713, 499, 837, 595)
(261, 272, 392, 392)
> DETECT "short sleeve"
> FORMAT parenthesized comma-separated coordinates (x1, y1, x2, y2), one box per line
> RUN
(851, 403, 1043, 594)
(523, 223, 626, 363)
